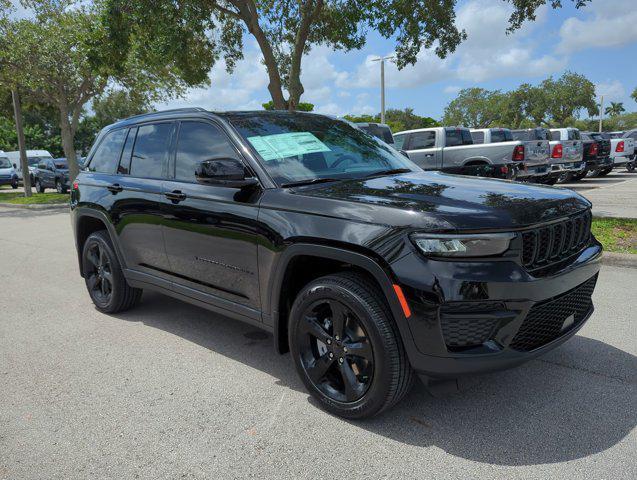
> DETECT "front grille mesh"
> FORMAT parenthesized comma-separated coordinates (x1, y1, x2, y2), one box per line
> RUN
(509, 274, 597, 352)
(440, 303, 504, 348)
(521, 211, 592, 274)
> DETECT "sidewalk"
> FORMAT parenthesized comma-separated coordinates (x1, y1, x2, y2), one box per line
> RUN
(577, 174, 637, 219)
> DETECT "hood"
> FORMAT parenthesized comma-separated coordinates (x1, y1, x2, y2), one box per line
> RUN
(295, 171, 591, 231)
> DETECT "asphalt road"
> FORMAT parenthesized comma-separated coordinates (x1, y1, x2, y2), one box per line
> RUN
(0, 207, 635, 480)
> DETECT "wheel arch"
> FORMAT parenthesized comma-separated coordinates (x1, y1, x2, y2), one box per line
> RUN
(462, 156, 492, 166)
(74, 208, 127, 277)
(269, 244, 411, 355)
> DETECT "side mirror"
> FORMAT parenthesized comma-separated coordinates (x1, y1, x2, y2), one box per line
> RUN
(12, 163, 16, 168)
(400, 150, 409, 158)
(195, 158, 258, 189)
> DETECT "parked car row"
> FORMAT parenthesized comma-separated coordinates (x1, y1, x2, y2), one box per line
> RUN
(1, 150, 82, 193)
(355, 122, 636, 184)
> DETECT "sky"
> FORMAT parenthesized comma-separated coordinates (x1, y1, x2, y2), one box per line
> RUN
(159, 0, 637, 119)
(10, 0, 637, 119)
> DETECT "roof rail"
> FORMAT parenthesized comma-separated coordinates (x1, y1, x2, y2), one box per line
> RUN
(124, 107, 207, 121)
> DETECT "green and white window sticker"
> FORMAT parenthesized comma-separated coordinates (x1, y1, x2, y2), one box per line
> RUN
(247, 132, 331, 161)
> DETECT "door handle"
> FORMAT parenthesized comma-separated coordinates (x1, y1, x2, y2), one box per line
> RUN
(165, 190, 187, 202)
(424, 154, 434, 158)
(107, 183, 123, 194)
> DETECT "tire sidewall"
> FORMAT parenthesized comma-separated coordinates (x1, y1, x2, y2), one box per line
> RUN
(289, 280, 396, 418)
(82, 232, 121, 312)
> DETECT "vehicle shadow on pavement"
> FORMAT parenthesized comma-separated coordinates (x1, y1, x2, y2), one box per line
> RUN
(113, 291, 636, 467)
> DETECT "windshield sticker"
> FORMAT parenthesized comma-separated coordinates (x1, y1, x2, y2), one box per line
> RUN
(247, 132, 331, 161)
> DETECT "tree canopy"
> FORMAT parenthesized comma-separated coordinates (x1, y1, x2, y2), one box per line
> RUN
(345, 108, 439, 133)
(104, 0, 590, 110)
(442, 72, 598, 129)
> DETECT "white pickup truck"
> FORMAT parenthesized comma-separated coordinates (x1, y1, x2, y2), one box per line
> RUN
(472, 127, 550, 181)
(393, 127, 516, 179)
(606, 132, 635, 167)
(548, 128, 585, 184)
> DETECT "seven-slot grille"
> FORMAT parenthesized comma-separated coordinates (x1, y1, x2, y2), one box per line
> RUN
(509, 274, 597, 352)
(521, 210, 591, 273)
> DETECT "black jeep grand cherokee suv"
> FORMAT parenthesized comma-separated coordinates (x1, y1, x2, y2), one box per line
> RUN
(71, 109, 601, 419)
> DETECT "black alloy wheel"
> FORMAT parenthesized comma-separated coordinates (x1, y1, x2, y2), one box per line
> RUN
(35, 179, 44, 193)
(56, 179, 63, 193)
(289, 273, 413, 419)
(85, 240, 114, 306)
(297, 298, 374, 403)
(82, 231, 142, 313)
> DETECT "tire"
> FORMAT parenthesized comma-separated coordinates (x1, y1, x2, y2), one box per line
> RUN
(11, 182, 17, 189)
(571, 171, 587, 182)
(598, 168, 612, 177)
(627, 162, 635, 172)
(55, 179, 67, 194)
(542, 176, 558, 185)
(35, 179, 45, 193)
(289, 272, 413, 419)
(81, 230, 142, 314)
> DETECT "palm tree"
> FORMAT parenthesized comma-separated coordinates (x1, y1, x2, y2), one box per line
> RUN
(604, 102, 625, 117)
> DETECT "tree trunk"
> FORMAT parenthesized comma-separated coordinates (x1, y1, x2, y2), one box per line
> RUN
(236, 2, 287, 109)
(11, 88, 31, 197)
(59, 111, 79, 181)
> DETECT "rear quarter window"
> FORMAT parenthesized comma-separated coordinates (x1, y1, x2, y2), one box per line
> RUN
(88, 129, 128, 174)
(471, 131, 484, 144)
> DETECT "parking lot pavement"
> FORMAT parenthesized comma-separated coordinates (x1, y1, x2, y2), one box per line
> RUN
(0, 208, 635, 480)
(564, 172, 637, 219)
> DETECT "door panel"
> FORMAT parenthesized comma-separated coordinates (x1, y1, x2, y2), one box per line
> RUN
(160, 120, 262, 310)
(161, 181, 262, 308)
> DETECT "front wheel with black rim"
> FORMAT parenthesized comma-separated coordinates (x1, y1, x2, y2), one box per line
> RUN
(35, 179, 45, 193)
(82, 230, 142, 313)
(289, 272, 413, 419)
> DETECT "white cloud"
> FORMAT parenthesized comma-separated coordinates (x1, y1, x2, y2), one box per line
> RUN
(558, 0, 637, 53)
(452, 0, 561, 81)
(157, 46, 269, 111)
(444, 85, 461, 94)
(341, 50, 452, 89)
(595, 80, 628, 104)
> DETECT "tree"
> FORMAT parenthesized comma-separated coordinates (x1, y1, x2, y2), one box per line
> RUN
(442, 88, 506, 128)
(105, 1, 588, 111)
(631, 87, 636, 104)
(4, 1, 199, 181)
(263, 100, 313, 112)
(605, 102, 625, 117)
(0, 6, 33, 196)
(344, 108, 439, 133)
(541, 71, 597, 126)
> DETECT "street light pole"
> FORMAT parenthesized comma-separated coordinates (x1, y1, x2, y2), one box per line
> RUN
(598, 94, 605, 133)
(371, 56, 394, 124)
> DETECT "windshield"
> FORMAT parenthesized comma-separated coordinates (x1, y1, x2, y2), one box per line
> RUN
(0, 157, 11, 168)
(227, 113, 418, 186)
(27, 157, 45, 166)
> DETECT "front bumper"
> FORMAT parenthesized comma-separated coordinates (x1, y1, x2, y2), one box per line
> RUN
(0, 174, 18, 185)
(390, 239, 602, 378)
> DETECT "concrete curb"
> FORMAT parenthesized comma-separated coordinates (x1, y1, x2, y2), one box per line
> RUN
(601, 252, 637, 269)
(0, 202, 68, 210)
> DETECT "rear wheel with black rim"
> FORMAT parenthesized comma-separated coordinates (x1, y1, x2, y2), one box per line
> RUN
(55, 179, 67, 194)
(82, 230, 142, 313)
(289, 272, 413, 419)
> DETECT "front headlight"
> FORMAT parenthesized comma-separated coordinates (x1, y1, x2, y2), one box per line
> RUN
(411, 232, 515, 257)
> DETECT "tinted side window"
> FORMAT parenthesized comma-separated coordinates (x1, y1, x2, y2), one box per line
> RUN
(175, 122, 238, 182)
(89, 129, 127, 173)
(117, 128, 136, 175)
(409, 131, 436, 149)
(393, 133, 406, 150)
(491, 130, 507, 143)
(445, 129, 463, 147)
(570, 130, 581, 140)
(129, 123, 174, 179)
(471, 131, 484, 144)
(550, 130, 561, 141)
(37, 160, 46, 169)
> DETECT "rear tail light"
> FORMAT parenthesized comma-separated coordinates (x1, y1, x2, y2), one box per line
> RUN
(512, 145, 525, 161)
(589, 142, 598, 156)
(72, 180, 79, 190)
(616, 141, 625, 153)
(551, 144, 563, 159)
